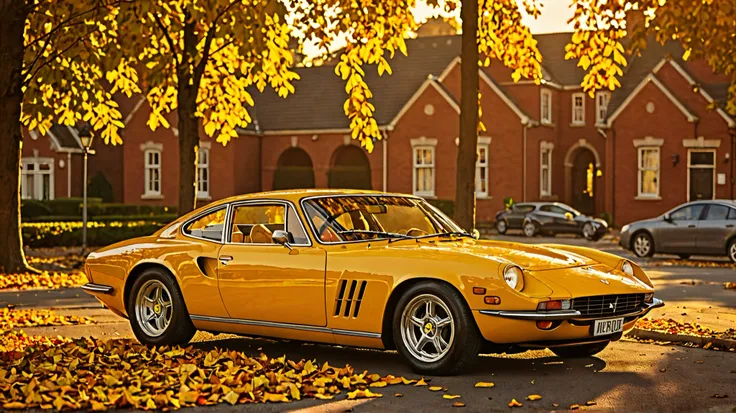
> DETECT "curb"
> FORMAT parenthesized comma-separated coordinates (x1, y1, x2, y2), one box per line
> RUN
(627, 328, 736, 350)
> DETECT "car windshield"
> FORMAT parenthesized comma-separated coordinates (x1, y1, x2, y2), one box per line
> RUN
(302, 195, 467, 243)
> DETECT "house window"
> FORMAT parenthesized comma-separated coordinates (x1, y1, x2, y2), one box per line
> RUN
(413, 146, 435, 196)
(596, 92, 610, 124)
(688, 149, 716, 201)
(476, 142, 489, 197)
(21, 158, 54, 200)
(144, 149, 162, 196)
(540, 143, 553, 196)
(540, 89, 552, 124)
(637, 147, 660, 197)
(572, 93, 585, 125)
(197, 147, 210, 198)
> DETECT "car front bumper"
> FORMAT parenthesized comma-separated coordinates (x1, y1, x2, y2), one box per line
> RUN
(473, 298, 664, 344)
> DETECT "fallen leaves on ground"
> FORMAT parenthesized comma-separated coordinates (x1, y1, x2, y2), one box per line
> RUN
(452, 402, 465, 407)
(635, 318, 736, 341)
(650, 259, 734, 269)
(570, 403, 581, 410)
(0, 338, 420, 410)
(428, 386, 443, 392)
(1, 308, 94, 331)
(27, 254, 86, 272)
(508, 399, 523, 407)
(526, 394, 542, 401)
(725, 282, 736, 291)
(0, 271, 87, 291)
(443, 394, 461, 399)
(474, 381, 494, 388)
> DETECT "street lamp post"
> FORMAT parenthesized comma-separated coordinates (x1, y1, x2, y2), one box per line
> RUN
(80, 131, 94, 253)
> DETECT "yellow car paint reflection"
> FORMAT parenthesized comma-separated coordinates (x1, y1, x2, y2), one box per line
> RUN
(83, 189, 663, 374)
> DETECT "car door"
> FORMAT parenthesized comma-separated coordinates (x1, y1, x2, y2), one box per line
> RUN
(696, 204, 732, 255)
(217, 201, 327, 327)
(656, 204, 705, 253)
(508, 204, 533, 229)
(557, 205, 583, 234)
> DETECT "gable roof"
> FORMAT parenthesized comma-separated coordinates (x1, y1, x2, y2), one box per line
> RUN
(48, 125, 83, 151)
(606, 72, 698, 126)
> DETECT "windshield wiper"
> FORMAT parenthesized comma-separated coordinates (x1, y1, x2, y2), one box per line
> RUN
(413, 231, 475, 240)
(337, 230, 412, 240)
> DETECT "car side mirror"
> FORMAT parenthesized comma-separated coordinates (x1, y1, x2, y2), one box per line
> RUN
(663, 213, 671, 222)
(272, 230, 295, 251)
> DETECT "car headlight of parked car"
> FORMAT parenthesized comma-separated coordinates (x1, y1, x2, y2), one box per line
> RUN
(502, 265, 524, 290)
(621, 224, 630, 233)
(621, 260, 635, 277)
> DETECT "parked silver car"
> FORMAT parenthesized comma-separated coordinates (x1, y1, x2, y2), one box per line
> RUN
(619, 200, 736, 262)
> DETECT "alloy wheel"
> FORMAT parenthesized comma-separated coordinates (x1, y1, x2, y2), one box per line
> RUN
(730, 243, 736, 262)
(633, 235, 651, 257)
(135, 279, 173, 337)
(400, 294, 455, 363)
(524, 222, 536, 237)
(583, 223, 594, 239)
(496, 220, 507, 234)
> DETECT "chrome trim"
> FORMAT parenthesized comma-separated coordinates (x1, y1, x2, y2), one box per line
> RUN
(189, 315, 382, 339)
(479, 297, 665, 321)
(81, 283, 114, 294)
(180, 204, 231, 244)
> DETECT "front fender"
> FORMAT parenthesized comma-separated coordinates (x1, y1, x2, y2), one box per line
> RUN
(541, 244, 653, 288)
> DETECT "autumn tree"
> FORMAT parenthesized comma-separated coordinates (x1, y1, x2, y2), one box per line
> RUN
(0, 1, 133, 273)
(567, 0, 736, 114)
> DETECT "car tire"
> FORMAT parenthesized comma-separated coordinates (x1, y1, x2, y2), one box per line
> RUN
(495, 219, 508, 235)
(392, 281, 482, 375)
(523, 221, 537, 237)
(551, 341, 609, 358)
(677, 254, 691, 260)
(127, 268, 196, 346)
(582, 222, 595, 240)
(728, 239, 736, 263)
(631, 232, 654, 258)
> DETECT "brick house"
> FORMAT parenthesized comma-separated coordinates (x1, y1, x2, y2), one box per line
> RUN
(21, 33, 735, 226)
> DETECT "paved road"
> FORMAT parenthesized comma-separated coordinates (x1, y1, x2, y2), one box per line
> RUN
(6, 236, 736, 412)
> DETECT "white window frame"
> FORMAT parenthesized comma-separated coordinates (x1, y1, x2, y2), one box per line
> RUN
(411, 137, 437, 197)
(197, 143, 211, 199)
(21, 157, 55, 201)
(144, 149, 162, 197)
(637, 147, 660, 198)
(687, 149, 716, 201)
(540, 142, 553, 197)
(596, 91, 611, 124)
(571, 92, 585, 125)
(475, 137, 491, 198)
(540, 89, 552, 125)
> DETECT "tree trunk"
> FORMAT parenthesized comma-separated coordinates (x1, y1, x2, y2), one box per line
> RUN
(176, 15, 199, 216)
(0, 2, 35, 273)
(455, 0, 479, 231)
(177, 86, 199, 216)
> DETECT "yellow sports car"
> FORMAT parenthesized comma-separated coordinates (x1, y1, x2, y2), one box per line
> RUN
(83, 190, 663, 375)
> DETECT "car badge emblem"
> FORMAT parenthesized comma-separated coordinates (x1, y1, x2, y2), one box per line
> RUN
(600, 279, 610, 285)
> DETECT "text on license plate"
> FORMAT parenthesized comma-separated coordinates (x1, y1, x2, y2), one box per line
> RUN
(593, 318, 624, 336)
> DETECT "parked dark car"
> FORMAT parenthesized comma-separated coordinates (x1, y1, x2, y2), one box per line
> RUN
(619, 200, 736, 262)
(495, 202, 608, 241)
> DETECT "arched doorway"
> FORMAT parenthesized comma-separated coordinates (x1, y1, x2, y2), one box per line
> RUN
(273, 147, 315, 190)
(570, 149, 597, 215)
(328, 145, 372, 189)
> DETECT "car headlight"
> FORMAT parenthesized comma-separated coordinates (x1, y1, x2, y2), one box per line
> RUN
(503, 265, 523, 290)
(621, 224, 630, 233)
(621, 260, 634, 276)
(644, 293, 654, 303)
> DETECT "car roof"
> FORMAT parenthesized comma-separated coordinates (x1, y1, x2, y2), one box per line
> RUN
(198, 189, 420, 211)
(684, 199, 736, 207)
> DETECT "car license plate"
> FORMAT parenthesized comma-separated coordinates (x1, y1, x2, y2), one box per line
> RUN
(593, 318, 624, 336)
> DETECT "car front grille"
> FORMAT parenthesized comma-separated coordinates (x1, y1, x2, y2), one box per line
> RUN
(571, 294, 645, 318)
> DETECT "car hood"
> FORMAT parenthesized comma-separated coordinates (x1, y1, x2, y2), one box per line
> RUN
(389, 239, 598, 271)
(528, 264, 651, 297)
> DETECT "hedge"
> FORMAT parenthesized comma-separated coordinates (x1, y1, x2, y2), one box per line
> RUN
(22, 221, 166, 248)
(21, 199, 176, 219)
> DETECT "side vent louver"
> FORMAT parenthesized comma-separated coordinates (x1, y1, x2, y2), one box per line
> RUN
(333, 279, 368, 318)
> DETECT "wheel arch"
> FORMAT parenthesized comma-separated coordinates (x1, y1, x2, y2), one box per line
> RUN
(124, 260, 179, 314)
(725, 234, 736, 256)
(380, 277, 476, 350)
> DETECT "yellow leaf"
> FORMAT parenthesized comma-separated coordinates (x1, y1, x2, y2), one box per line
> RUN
(346, 389, 383, 399)
(443, 394, 461, 399)
(429, 386, 443, 391)
(370, 381, 388, 388)
(263, 393, 289, 403)
(474, 382, 495, 388)
(452, 402, 466, 407)
(527, 394, 542, 401)
(509, 399, 523, 407)
(223, 391, 239, 405)
(414, 378, 428, 386)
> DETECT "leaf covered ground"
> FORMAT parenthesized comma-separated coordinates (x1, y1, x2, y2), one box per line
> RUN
(635, 318, 736, 341)
(0, 271, 87, 291)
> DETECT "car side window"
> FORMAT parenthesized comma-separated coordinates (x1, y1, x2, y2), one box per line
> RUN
(670, 205, 704, 221)
(514, 205, 535, 213)
(230, 204, 285, 244)
(728, 208, 736, 220)
(704, 205, 729, 220)
(541, 205, 567, 215)
(183, 207, 227, 242)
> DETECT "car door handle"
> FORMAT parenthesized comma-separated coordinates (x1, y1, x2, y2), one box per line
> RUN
(219, 255, 233, 265)
(727, 224, 734, 228)
(688, 225, 696, 228)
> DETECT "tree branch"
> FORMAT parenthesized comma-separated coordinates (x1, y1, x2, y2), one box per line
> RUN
(153, 12, 180, 68)
(22, 26, 102, 87)
(192, 0, 241, 86)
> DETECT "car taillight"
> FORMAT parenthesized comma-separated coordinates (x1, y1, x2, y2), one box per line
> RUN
(537, 300, 571, 311)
